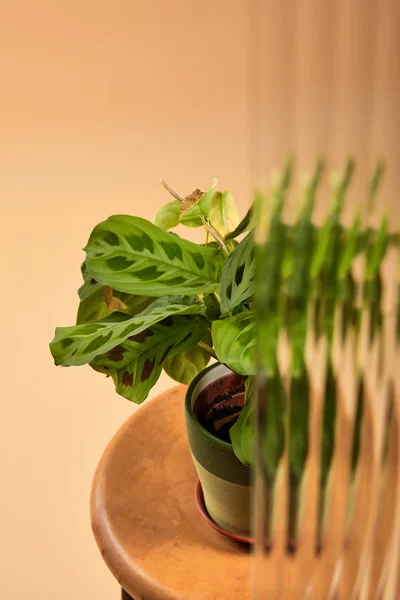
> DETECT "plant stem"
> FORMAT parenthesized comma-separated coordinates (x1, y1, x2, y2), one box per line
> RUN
(160, 178, 184, 202)
(203, 220, 229, 256)
(226, 239, 237, 253)
(198, 341, 217, 359)
(212, 291, 221, 305)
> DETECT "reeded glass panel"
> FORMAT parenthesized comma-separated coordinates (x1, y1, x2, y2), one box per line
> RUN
(249, 2, 400, 597)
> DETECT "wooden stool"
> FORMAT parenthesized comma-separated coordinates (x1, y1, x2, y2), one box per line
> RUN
(91, 386, 251, 600)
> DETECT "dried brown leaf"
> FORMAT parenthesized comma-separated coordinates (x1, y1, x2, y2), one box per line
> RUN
(104, 286, 128, 310)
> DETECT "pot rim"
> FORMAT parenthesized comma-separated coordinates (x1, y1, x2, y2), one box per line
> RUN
(185, 362, 240, 451)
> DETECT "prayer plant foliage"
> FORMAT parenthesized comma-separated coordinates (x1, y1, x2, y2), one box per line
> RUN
(50, 179, 253, 409)
(50, 161, 397, 482)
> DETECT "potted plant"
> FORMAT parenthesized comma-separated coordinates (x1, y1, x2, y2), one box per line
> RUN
(50, 160, 397, 540)
(50, 175, 259, 536)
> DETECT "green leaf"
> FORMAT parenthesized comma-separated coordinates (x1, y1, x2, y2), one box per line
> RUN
(309, 172, 349, 343)
(310, 160, 353, 286)
(305, 157, 325, 201)
(179, 179, 217, 227)
(78, 261, 100, 301)
(287, 310, 308, 377)
(220, 232, 255, 315)
(332, 158, 355, 210)
(91, 314, 207, 403)
(253, 189, 287, 379)
(362, 217, 389, 339)
(335, 215, 361, 337)
(232, 374, 286, 475)
(209, 191, 239, 237)
(263, 373, 286, 478)
(367, 160, 385, 213)
(84, 215, 225, 296)
(50, 296, 205, 367)
(77, 261, 152, 325)
(338, 214, 361, 281)
(154, 200, 181, 230)
(310, 212, 343, 284)
(258, 312, 281, 377)
(255, 193, 286, 312)
(224, 204, 254, 242)
(281, 155, 295, 190)
(230, 377, 254, 466)
(77, 286, 111, 323)
(321, 362, 336, 487)
(289, 371, 309, 478)
(76, 286, 151, 325)
(365, 215, 389, 280)
(212, 312, 256, 375)
(163, 344, 210, 384)
(351, 380, 364, 474)
(284, 181, 318, 375)
(287, 176, 318, 301)
(204, 293, 221, 321)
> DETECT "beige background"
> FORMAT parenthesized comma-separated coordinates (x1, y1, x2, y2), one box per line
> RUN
(1, 1, 398, 599)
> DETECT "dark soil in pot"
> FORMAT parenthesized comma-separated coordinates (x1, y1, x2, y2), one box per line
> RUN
(193, 371, 245, 443)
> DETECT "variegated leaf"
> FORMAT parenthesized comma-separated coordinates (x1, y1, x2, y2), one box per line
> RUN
(77, 261, 152, 324)
(211, 311, 256, 375)
(50, 296, 205, 367)
(78, 261, 100, 301)
(77, 285, 152, 325)
(84, 215, 224, 296)
(91, 315, 207, 403)
(77, 286, 111, 324)
(209, 191, 239, 237)
(154, 200, 181, 231)
(220, 232, 255, 315)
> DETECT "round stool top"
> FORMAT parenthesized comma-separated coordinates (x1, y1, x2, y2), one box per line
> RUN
(91, 385, 251, 600)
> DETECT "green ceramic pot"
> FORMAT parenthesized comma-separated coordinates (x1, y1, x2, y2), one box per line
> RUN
(185, 363, 252, 537)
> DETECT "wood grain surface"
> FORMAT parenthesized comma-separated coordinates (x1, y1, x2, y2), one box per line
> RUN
(91, 386, 251, 600)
